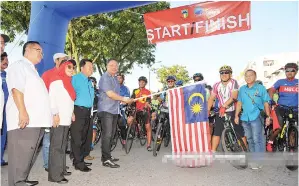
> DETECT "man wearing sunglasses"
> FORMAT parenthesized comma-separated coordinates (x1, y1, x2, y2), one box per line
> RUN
(207, 65, 246, 152)
(267, 63, 298, 152)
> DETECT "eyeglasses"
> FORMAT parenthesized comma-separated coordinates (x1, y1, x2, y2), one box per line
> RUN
(285, 68, 296, 73)
(167, 80, 175, 83)
(67, 65, 75, 70)
(32, 48, 43, 55)
(220, 71, 231, 75)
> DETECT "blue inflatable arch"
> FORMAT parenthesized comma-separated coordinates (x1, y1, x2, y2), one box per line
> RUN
(27, 1, 153, 75)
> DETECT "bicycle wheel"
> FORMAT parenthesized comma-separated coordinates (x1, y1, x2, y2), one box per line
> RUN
(139, 121, 147, 146)
(93, 117, 101, 146)
(110, 129, 119, 152)
(286, 125, 298, 171)
(163, 122, 170, 147)
(221, 128, 248, 169)
(125, 124, 135, 154)
(153, 122, 164, 157)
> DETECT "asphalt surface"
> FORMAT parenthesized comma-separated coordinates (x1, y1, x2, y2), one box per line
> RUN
(1, 140, 298, 186)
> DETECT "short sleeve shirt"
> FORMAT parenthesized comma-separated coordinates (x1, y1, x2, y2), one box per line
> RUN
(212, 79, 239, 112)
(272, 78, 298, 107)
(6, 57, 53, 131)
(98, 72, 120, 114)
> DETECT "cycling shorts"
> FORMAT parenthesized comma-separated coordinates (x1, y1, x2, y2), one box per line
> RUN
(136, 110, 150, 125)
(213, 111, 245, 137)
(272, 105, 298, 131)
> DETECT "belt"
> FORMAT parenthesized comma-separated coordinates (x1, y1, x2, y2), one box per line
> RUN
(75, 105, 91, 110)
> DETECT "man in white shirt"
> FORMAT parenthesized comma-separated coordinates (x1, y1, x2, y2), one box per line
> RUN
(6, 41, 52, 186)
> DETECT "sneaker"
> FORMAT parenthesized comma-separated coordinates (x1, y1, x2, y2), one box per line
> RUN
(110, 156, 119, 162)
(147, 146, 153, 152)
(103, 160, 120, 168)
(266, 141, 273, 152)
(121, 140, 126, 145)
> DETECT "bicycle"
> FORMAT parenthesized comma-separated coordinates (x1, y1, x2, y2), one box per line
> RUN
(266, 105, 298, 171)
(153, 105, 171, 157)
(220, 113, 248, 169)
(125, 107, 148, 154)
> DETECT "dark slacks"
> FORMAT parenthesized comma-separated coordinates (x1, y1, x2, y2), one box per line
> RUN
(48, 125, 69, 181)
(83, 117, 93, 158)
(70, 106, 91, 169)
(99, 111, 118, 161)
(8, 128, 44, 186)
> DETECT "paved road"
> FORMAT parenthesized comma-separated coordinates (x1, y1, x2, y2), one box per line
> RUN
(1, 140, 298, 186)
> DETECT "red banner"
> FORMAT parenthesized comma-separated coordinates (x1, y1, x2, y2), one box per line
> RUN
(144, 1, 251, 44)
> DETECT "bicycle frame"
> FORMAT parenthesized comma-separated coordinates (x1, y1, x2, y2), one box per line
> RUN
(223, 114, 239, 143)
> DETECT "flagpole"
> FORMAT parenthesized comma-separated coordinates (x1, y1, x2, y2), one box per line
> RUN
(133, 80, 207, 101)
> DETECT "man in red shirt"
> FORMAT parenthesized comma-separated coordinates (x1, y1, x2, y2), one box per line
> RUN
(42, 53, 69, 90)
(128, 76, 152, 151)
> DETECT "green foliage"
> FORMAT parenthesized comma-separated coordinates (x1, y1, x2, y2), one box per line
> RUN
(1, 1, 31, 45)
(155, 65, 192, 87)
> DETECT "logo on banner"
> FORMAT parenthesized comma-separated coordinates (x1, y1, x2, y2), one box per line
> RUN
(181, 9, 188, 19)
(194, 6, 204, 16)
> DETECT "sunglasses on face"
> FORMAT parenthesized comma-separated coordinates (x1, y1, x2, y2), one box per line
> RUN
(194, 79, 202, 82)
(285, 68, 296, 73)
(220, 71, 231, 75)
(167, 81, 175, 83)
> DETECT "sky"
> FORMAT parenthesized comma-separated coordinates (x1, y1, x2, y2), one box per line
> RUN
(3, 1, 299, 93)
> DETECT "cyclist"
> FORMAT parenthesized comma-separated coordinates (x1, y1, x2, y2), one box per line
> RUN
(193, 73, 211, 101)
(159, 75, 177, 104)
(176, 80, 184, 87)
(117, 73, 130, 145)
(127, 76, 152, 151)
(267, 63, 298, 152)
(90, 77, 99, 150)
(207, 65, 246, 152)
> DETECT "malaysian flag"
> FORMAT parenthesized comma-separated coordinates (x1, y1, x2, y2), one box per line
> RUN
(168, 83, 212, 167)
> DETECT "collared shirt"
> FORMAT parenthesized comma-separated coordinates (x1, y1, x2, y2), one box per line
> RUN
(98, 72, 120, 115)
(6, 57, 53, 131)
(0, 72, 3, 129)
(42, 67, 58, 91)
(49, 80, 74, 126)
(72, 72, 94, 108)
(238, 82, 270, 122)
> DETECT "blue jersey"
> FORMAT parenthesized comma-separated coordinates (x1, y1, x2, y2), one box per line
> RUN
(272, 78, 298, 107)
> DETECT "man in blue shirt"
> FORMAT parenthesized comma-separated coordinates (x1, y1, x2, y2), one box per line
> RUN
(117, 73, 130, 145)
(70, 59, 94, 172)
(1, 51, 9, 166)
(235, 69, 271, 170)
(98, 59, 133, 168)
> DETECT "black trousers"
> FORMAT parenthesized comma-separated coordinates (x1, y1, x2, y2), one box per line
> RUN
(83, 117, 93, 158)
(70, 106, 91, 169)
(99, 111, 118, 161)
(48, 126, 69, 181)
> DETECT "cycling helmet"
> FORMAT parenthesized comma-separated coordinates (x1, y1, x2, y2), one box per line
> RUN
(193, 73, 204, 81)
(176, 80, 183, 86)
(166, 75, 176, 81)
(138, 76, 147, 83)
(219, 65, 233, 73)
(255, 80, 263, 85)
(285, 63, 298, 71)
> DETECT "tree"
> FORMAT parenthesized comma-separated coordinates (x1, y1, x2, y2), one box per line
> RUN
(155, 65, 192, 87)
(1, 1, 170, 74)
(1, 1, 31, 45)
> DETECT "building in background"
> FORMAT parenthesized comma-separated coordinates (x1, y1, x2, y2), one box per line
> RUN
(236, 52, 299, 89)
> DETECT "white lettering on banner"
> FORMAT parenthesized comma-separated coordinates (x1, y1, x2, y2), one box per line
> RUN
(146, 13, 251, 41)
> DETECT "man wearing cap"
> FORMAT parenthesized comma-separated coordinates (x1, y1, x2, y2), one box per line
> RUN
(41, 53, 68, 172)
(1, 33, 10, 166)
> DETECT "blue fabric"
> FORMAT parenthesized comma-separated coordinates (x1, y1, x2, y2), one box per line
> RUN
(273, 78, 298, 107)
(242, 116, 265, 153)
(42, 132, 50, 169)
(98, 72, 120, 115)
(72, 73, 94, 108)
(28, 1, 154, 76)
(1, 109, 7, 164)
(1, 71, 8, 103)
(183, 84, 208, 124)
(238, 83, 271, 122)
(120, 84, 130, 110)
